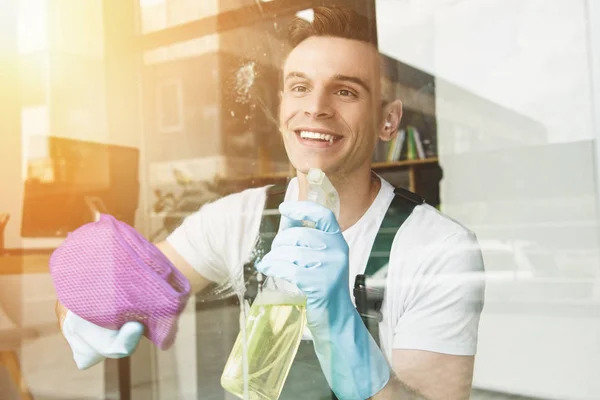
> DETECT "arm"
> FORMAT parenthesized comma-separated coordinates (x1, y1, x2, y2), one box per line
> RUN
(373, 231, 484, 400)
(55, 189, 244, 324)
(370, 351, 474, 400)
(53, 238, 216, 369)
(53, 187, 267, 368)
(55, 185, 269, 326)
(55, 240, 212, 327)
(258, 202, 484, 399)
(154, 240, 213, 294)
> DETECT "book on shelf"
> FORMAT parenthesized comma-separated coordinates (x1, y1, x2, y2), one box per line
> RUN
(395, 125, 426, 161)
(411, 126, 426, 159)
(406, 125, 426, 160)
(386, 129, 405, 162)
(373, 125, 432, 163)
(406, 126, 416, 160)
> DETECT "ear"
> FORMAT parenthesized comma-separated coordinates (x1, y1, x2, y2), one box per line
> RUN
(379, 99, 403, 142)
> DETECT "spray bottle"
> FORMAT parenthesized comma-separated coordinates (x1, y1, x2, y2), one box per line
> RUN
(221, 169, 340, 400)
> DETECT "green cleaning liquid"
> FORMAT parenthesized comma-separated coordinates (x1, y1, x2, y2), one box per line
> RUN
(222, 168, 338, 399)
(221, 290, 307, 400)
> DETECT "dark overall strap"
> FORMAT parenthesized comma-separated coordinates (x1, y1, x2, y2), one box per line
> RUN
(244, 185, 423, 303)
(244, 183, 424, 400)
(354, 187, 424, 351)
(364, 187, 425, 277)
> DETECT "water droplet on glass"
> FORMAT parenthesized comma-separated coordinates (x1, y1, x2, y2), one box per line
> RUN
(234, 61, 256, 104)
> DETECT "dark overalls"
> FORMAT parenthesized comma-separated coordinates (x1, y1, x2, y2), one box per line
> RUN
(243, 183, 424, 400)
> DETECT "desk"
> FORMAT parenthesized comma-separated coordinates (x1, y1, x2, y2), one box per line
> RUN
(0, 250, 53, 331)
(0, 251, 51, 327)
(0, 249, 131, 400)
(0, 251, 52, 400)
(0, 251, 52, 276)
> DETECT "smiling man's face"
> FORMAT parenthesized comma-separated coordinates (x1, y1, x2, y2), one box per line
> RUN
(279, 36, 383, 177)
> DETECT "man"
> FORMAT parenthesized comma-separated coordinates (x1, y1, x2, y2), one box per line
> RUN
(56, 6, 484, 400)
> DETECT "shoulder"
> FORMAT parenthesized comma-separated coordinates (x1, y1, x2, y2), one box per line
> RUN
(377, 175, 475, 246)
(178, 185, 269, 238)
(407, 203, 475, 240)
(394, 203, 483, 274)
(198, 186, 269, 223)
(208, 186, 269, 210)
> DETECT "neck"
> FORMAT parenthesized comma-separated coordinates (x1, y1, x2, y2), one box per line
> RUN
(297, 166, 381, 231)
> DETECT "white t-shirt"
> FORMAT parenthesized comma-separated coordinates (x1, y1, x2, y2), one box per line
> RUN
(167, 177, 485, 362)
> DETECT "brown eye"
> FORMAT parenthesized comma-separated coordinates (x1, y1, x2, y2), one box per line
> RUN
(336, 89, 355, 97)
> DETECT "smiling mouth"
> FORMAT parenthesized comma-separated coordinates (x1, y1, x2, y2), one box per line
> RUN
(295, 130, 343, 146)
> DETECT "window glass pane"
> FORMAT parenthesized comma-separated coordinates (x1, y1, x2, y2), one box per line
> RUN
(144, 34, 219, 64)
(139, 0, 273, 33)
(17, 0, 48, 54)
(377, 1, 600, 399)
(20, 53, 49, 106)
(2, 1, 600, 400)
(141, 19, 289, 197)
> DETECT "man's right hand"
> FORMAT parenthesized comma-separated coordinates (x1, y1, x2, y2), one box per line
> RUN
(55, 300, 144, 370)
(53, 241, 211, 370)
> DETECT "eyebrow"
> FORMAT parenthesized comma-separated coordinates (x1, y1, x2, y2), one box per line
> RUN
(284, 72, 372, 93)
(284, 71, 310, 82)
(332, 74, 371, 94)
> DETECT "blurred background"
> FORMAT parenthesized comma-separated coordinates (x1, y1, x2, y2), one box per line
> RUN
(1, 0, 599, 399)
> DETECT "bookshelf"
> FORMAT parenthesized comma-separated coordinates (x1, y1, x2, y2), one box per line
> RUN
(217, 158, 437, 182)
(373, 157, 439, 193)
(372, 157, 438, 170)
(215, 157, 439, 201)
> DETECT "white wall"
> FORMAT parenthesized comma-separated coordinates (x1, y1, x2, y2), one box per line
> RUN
(377, 1, 600, 398)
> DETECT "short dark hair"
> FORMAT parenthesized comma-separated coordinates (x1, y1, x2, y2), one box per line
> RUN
(288, 6, 376, 48)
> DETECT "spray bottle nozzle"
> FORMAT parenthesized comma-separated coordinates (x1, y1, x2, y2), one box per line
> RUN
(307, 168, 326, 185)
(305, 168, 340, 221)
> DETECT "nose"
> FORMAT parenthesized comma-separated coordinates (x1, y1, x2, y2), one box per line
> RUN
(304, 90, 334, 119)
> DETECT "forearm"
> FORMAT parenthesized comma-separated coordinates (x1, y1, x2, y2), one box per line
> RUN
(369, 374, 428, 400)
(154, 240, 212, 294)
(317, 329, 428, 400)
(56, 241, 209, 334)
(309, 307, 389, 399)
(310, 307, 428, 400)
(52, 232, 199, 370)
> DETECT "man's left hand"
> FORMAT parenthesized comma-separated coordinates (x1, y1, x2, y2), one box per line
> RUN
(256, 201, 353, 329)
(256, 201, 390, 400)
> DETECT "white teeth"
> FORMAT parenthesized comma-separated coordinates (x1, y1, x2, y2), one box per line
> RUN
(299, 130, 336, 144)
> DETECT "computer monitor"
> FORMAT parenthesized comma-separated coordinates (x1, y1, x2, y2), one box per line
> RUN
(21, 137, 140, 237)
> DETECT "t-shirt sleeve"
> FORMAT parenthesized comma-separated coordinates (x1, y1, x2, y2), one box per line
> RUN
(166, 200, 230, 284)
(393, 231, 485, 356)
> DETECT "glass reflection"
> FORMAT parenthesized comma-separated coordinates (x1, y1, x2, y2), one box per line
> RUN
(0, 0, 599, 399)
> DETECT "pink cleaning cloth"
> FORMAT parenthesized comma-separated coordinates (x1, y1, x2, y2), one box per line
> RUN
(49, 214, 191, 350)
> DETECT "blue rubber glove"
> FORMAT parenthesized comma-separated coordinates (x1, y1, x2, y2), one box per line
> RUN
(256, 201, 390, 400)
(62, 310, 144, 370)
